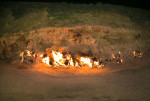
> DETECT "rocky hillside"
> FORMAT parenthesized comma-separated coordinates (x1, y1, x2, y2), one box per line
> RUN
(0, 2, 150, 65)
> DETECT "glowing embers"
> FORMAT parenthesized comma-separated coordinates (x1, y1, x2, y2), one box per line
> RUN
(132, 51, 142, 59)
(111, 51, 123, 64)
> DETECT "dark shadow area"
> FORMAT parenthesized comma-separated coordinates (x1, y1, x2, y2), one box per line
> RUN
(1, 0, 150, 10)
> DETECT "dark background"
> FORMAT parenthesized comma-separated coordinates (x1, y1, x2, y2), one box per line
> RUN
(1, 0, 150, 10)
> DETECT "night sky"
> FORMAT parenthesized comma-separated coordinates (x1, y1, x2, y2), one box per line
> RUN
(1, 0, 150, 10)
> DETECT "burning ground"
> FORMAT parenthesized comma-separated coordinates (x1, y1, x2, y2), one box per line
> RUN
(0, 25, 147, 69)
(0, 2, 150, 101)
(0, 26, 145, 69)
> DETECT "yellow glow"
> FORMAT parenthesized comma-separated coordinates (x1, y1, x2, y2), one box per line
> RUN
(26, 50, 32, 56)
(42, 57, 50, 66)
(52, 51, 65, 66)
(80, 57, 92, 67)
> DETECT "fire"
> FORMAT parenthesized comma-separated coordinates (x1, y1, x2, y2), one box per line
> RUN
(112, 54, 115, 59)
(120, 59, 123, 63)
(19, 50, 123, 68)
(132, 51, 142, 58)
(19, 50, 37, 63)
(75, 61, 79, 67)
(20, 52, 24, 62)
(26, 50, 32, 56)
(68, 58, 74, 66)
(52, 51, 65, 66)
(19, 49, 142, 68)
(42, 56, 50, 66)
(80, 57, 92, 67)
(94, 61, 99, 66)
(40, 54, 43, 57)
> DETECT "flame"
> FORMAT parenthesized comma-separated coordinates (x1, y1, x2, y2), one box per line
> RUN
(132, 51, 142, 58)
(93, 61, 104, 68)
(33, 53, 36, 57)
(20, 52, 24, 62)
(20, 50, 137, 68)
(80, 57, 92, 67)
(120, 59, 123, 63)
(42, 57, 50, 66)
(69, 58, 74, 66)
(112, 54, 115, 59)
(40, 51, 80, 67)
(118, 51, 121, 55)
(133, 51, 136, 56)
(19, 50, 36, 62)
(26, 50, 32, 56)
(52, 51, 65, 66)
(40, 54, 43, 57)
(75, 61, 79, 67)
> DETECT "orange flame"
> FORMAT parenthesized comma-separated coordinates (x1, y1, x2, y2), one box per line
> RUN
(20, 50, 36, 62)
(112, 54, 115, 59)
(69, 58, 74, 66)
(20, 50, 129, 68)
(52, 51, 65, 66)
(20, 52, 24, 62)
(42, 57, 50, 66)
(80, 57, 92, 67)
(26, 50, 32, 56)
